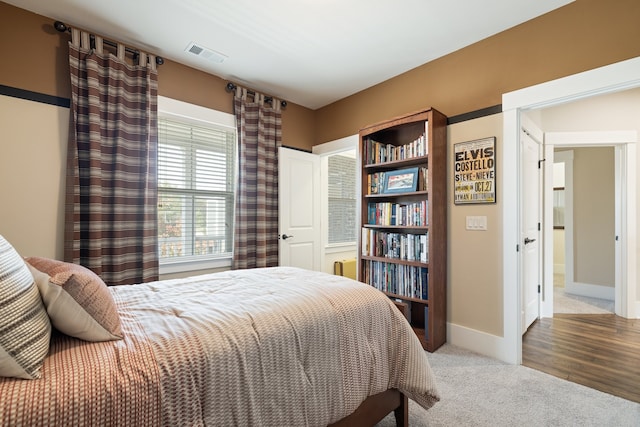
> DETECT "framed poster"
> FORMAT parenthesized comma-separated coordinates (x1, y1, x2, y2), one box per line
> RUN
(382, 167, 419, 194)
(454, 137, 496, 204)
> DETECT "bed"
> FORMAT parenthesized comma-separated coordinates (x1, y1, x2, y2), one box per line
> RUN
(0, 240, 439, 426)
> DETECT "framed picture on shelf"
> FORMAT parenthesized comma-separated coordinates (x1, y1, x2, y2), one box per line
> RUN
(382, 167, 419, 194)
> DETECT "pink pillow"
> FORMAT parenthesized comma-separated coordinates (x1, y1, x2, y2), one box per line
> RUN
(25, 257, 123, 342)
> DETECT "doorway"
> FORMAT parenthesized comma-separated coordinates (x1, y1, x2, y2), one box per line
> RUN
(502, 56, 640, 364)
(551, 146, 615, 316)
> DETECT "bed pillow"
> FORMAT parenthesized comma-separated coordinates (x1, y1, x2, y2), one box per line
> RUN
(0, 235, 52, 380)
(25, 257, 123, 342)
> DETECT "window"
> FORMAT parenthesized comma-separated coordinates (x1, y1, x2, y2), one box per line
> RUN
(327, 153, 357, 244)
(157, 98, 236, 270)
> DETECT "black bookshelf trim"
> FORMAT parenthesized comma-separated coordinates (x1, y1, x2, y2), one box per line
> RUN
(0, 85, 70, 108)
(447, 104, 502, 125)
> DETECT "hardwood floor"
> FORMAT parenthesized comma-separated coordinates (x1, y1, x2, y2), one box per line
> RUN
(522, 314, 640, 404)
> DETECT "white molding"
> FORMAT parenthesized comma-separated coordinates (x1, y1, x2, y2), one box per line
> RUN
(565, 282, 615, 301)
(159, 256, 231, 275)
(502, 108, 520, 365)
(503, 56, 640, 111)
(312, 134, 358, 155)
(325, 244, 357, 254)
(502, 56, 640, 365)
(158, 96, 235, 129)
(447, 322, 510, 363)
(546, 131, 637, 146)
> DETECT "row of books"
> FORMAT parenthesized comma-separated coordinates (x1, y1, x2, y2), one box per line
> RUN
(363, 132, 428, 165)
(367, 201, 428, 226)
(363, 260, 428, 300)
(361, 228, 428, 263)
(366, 167, 428, 195)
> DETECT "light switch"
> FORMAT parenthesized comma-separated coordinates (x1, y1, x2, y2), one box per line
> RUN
(466, 215, 487, 230)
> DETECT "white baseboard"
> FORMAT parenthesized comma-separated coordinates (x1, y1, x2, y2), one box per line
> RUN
(565, 281, 614, 300)
(636, 301, 640, 319)
(447, 322, 515, 364)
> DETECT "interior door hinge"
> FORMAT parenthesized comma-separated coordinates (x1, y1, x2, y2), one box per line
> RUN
(538, 159, 546, 168)
(537, 222, 541, 231)
(538, 284, 541, 294)
(516, 244, 520, 252)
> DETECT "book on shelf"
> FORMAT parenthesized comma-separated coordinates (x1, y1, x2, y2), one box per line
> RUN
(364, 131, 428, 165)
(361, 228, 429, 263)
(363, 260, 428, 300)
(367, 201, 428, 226)
(418, 167, 428, 191)
(367, 171, 386, 195)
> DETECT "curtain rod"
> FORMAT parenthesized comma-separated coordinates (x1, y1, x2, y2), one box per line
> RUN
(225, 82, 287, 109)
(53, 21, 164, 66)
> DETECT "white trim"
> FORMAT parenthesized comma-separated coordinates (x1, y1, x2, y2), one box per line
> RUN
(541, 143, 554, 318)
(502, 56, 640, 364)
(502, 108, 520, 364)
(565, 282, 615, 301)
(620, 143, 637, 317)
(447, 322, 511, 363)
(159, 256, 232, 275)
(158, 96, 235, 129)
(156, 96, 236, 274)
(546, 131, 637, 145)
(325, 243, 357, 254)
(503, 57, 640, 111)
(312, 134, 358, 155)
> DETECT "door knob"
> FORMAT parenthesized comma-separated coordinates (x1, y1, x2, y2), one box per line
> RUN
(281, 234, 293, 240)
(524, 237, 536, 245)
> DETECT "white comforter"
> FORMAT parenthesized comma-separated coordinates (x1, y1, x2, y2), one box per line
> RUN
(1, 267, 439, 426)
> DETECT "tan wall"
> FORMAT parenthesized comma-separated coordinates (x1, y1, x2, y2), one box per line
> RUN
(0, 95, 68, 259)
(314, 0, 640, 145)
(572, 147, 615, 287)
(0, 2, 316, 152)
(447, 114, 503, 335)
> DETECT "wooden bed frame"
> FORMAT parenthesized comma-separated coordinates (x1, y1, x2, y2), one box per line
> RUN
(329, 390, 408, 427)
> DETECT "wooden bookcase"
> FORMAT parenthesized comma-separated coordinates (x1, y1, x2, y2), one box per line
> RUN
(357, 108, 447, 352)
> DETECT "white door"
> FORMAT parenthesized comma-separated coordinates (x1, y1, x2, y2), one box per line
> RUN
(521, 129, 542, 332)
(278, 147, 321, 270)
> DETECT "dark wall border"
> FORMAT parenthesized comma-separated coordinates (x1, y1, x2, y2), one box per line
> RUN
(0, 85, 70, 108)
(1, 83, 501, 128)
(448, 104, 502, 125)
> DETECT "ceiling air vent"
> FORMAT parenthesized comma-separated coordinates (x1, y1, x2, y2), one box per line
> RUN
(185, 42, 228, 63)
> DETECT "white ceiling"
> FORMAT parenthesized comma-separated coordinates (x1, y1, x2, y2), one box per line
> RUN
(6, 0, 573, 109)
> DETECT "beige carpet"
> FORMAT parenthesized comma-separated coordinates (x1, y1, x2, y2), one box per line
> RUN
(553, 273, 614, 314)
(376, 344, 640, 426)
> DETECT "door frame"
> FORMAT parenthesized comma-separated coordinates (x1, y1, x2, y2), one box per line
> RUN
(542, 132, 636, 318)
(502, 56, 640, 364)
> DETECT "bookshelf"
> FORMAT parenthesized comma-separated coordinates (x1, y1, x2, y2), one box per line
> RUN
(358, 108, 447, 352)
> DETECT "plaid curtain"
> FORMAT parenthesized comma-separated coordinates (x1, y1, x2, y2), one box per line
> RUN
(232, 87, 282, 269)
(64, 29, 159, 285)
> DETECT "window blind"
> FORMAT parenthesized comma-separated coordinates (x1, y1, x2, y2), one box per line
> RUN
(328, 154, 357, 244)
(157, 118, 236, 261)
